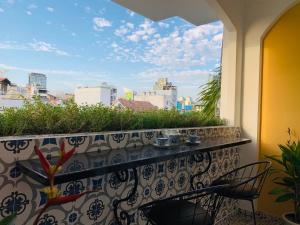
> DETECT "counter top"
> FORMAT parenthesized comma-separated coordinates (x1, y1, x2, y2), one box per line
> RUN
(18, 137, 251, 185)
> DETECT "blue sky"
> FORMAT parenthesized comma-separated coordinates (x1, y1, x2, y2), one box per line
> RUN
(0, 0, 223, 99)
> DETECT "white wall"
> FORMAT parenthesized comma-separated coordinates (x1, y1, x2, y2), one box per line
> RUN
(215, 0, 244, 127)
(135, 94, 167, 109)
(156, 89, 177, 108)
(0, 98, 24, 111)
(74, 87, 112, 106)
(135, 90, 177, 109)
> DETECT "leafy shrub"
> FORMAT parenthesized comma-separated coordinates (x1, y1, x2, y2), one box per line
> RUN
(0, 99, 224, 136)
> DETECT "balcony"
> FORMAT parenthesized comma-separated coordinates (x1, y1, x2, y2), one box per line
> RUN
(1, 0, 300, 225)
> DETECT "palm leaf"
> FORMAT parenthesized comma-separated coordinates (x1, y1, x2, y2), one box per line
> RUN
(197, 67, 221, 118)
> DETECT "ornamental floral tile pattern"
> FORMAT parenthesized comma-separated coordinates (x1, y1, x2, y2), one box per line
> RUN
(0, 126, 242, 225)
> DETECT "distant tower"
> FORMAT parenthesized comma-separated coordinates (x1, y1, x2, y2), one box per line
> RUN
(135, 78, 177, 109)
(153, 78, 177, 108)
(28, 73, 47, 94)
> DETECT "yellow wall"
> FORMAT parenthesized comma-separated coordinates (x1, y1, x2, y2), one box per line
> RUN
(259, 3, 300, 216)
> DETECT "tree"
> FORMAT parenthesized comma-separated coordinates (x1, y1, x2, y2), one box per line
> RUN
(197, 67, 221, 118)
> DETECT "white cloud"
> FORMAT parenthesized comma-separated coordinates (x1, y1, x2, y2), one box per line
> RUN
(154, 34, 160, 39)
(114, 26, 129, 37)
(146, 22, 222, 67)
(112, 21, 223, 69)
(7, 0, 15, 4)
(111, 42, 118, 48)
(158, 22, 170, 29)
(0, 8, 4, 13)
(0, 40, 71, 56)
(139, 20, 156, 35)
(0, 63, 106, 78)
(126, 22, 134, 29)
(28, 4, 37, 10)
(212, 33, 223, 42)
(136, 68, 210, 81)
(46, 6, 54, 12)
(0, 41, 26, 50)
(127, 34, 140, 42)
(126, 9, 135, 17)
(93, 17, 112, 31)
(85, 6, 91, 13)
(29, 41, 69, 56)
(26, 11, 32, 16)
(126, 19, 156, 42)
(110, 42, 140, 62)
(114, 22, 135, 37)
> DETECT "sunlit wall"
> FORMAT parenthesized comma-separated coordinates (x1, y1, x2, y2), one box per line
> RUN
(259, 3, 300, 216)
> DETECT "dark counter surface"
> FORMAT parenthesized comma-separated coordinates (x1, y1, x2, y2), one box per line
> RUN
(18, 137, 251, 185)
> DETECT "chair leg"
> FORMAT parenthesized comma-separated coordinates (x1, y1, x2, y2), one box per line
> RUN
(250, 200, 257, 225)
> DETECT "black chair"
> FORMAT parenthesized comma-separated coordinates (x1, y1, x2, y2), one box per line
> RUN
(211, 161, 272, 225)
(139, 185, 227, 225)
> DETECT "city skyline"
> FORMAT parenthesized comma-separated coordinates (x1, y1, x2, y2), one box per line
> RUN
(0, 0, 223, 99)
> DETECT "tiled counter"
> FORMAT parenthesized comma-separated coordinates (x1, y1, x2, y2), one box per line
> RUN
(0, 126, 248, 225)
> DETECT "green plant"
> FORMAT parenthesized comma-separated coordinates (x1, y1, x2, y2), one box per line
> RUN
(0, 99, 224, 136)
(0, 214, 16, 225)
(266, 129, 300, 223)
(197, 67, 221, 119)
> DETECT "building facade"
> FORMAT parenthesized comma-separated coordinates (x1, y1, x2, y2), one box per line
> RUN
(177, 96, 193, 112)
(135, 78, 177, 109)
(153, 78, 177, 108)
(74, 83, 117, 106)
(28, 73, 47, 94)
(0, 77, 11, 95)
(134, 91, 172, 109)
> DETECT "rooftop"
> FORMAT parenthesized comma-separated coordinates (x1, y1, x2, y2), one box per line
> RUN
(0, 77, 11, 84)
(117, 98, 157, 111)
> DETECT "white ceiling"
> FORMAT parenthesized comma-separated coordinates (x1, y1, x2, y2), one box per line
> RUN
(112, 0, 219, 26)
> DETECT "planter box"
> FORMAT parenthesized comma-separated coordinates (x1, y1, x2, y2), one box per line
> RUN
(0, 126, 241, 225)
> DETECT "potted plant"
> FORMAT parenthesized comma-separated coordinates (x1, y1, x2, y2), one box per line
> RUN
(267, 129, 300, 225)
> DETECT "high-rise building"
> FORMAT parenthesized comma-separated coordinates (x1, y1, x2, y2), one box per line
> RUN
(153, 78, 177, 108)
(28, 73, 47, 94)
(74, 83, 117, 106)
(153, 78, 176, 91)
